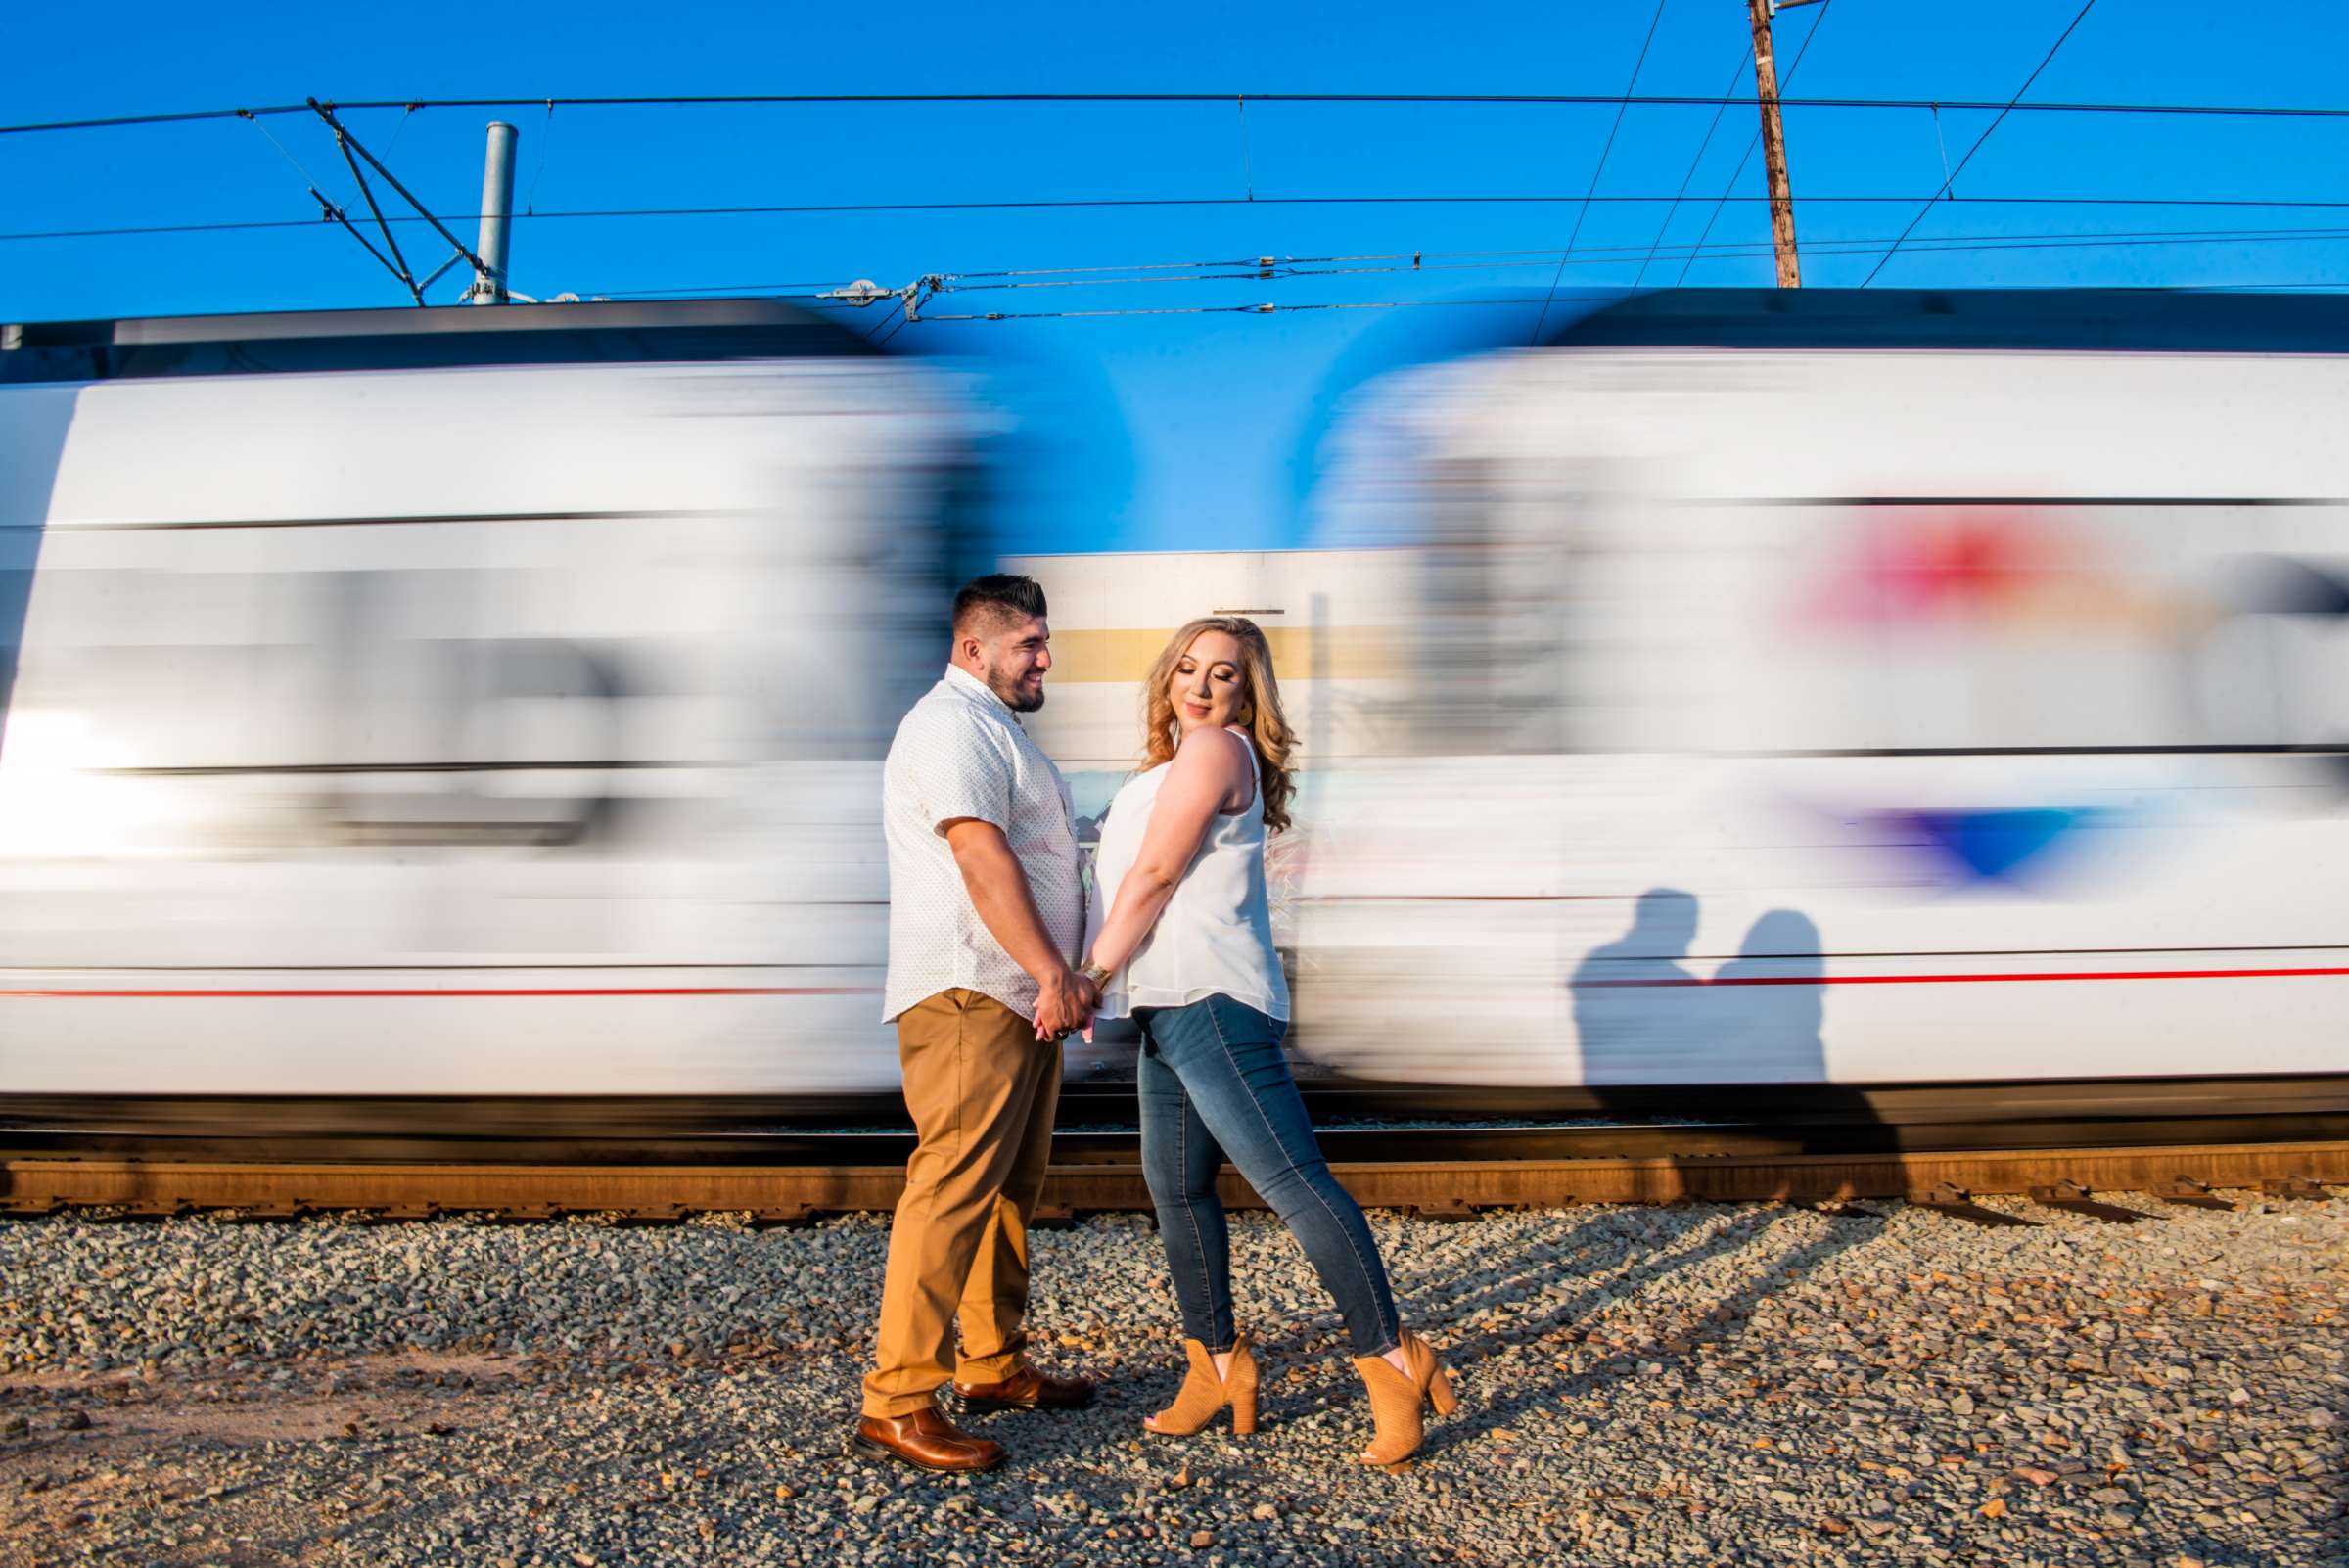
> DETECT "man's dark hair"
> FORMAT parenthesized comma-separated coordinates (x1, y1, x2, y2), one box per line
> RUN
(951, 573, 1048, 638)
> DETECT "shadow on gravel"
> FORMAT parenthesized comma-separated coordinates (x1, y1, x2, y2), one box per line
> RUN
(1407, 1200, 1883, 1461)
(1387, 1207, 1630, 1329)
(2323, 1370, 2349, 1562)
(1560, 1210, 1880, 1396)
(1395, 888, 1887, 1453)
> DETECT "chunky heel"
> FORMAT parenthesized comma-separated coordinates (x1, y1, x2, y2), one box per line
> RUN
(1354, 1329, 1454, 1468)
(1145, 1332, 1260, 1438)
(1428, 1363, 1459, 1418)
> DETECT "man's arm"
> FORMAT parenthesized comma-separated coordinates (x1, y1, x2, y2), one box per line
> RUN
(943, 817, 1091, 1036)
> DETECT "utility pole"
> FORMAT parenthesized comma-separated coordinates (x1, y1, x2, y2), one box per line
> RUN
(467, 121, 519, 304)
(1747, 0, 1802, 287)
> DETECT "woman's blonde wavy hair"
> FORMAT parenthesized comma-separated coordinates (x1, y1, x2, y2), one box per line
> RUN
(1139, 616, 1297, 834)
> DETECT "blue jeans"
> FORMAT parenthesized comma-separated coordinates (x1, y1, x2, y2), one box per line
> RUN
(1135, 993, 1401, 1358)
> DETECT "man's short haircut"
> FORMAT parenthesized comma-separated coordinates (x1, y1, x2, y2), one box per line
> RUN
(952, 573, 1049, 638)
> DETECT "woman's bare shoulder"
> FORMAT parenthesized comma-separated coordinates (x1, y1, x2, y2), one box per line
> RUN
(1174, 723, 1252, 771)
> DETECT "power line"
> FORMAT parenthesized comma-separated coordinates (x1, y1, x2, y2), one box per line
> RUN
(946, 224, 2349, 276)
(1530, 0, 1672, 345)
(1632, 40, 1756, 290)
(579, 226, 2349, 300)
(945, 224, 2349, 288)
(1861, 0, 2100, 287)
(858, 294, 906, 343)
(584, 278, 864, 298)
(586, 223, 2349, 304)
(23, 189, 2349, 248)
(894, 282, 2349, 325)
(12, 91, 2349, 138)
(870, 304, 917, 349)
(239, 111, 337, 200)
(917, 293, 1629, 324)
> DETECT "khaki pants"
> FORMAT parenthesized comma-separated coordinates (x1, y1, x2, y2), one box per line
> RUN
(861, 988, 1062, 1418)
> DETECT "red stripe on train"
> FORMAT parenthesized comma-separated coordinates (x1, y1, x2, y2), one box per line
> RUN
(1583, 965, 2349, 988)
(0, 986, 882, 998)
(7, 966, 2349, 996)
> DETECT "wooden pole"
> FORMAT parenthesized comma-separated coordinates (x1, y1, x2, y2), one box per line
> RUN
(1747, 0, 1802, 287)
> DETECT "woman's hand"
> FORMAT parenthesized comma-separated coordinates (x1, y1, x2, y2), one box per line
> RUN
(1089, 728, 1252, 979)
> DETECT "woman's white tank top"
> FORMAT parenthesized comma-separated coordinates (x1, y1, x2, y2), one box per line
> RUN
(1087, 729, 1289, 1022)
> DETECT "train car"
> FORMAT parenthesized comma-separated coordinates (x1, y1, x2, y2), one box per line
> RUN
(1024, 290, 2349, 1104)
(8, 289, 2346, 1139)
(1, 300, 971, 1103)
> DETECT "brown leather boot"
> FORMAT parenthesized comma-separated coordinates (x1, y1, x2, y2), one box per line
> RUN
(851, 1407, 1006, 1473)
(951, 1362, 1096, 1412)
(1143, 1333, 1259, 1438)
(1353, 1330, 1458, 1470)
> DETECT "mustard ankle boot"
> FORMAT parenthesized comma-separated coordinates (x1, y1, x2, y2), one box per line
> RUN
(1143, 1332, 1259, 1437)
(1352, 1329, 1456, 1468)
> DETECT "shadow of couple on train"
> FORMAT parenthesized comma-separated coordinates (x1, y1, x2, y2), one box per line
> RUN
(1379, 891, 1890, 1466)
(1570, 888, 1881, 1146)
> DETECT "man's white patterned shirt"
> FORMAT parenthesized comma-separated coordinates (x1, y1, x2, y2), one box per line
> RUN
(881, 664, 1083, 1024)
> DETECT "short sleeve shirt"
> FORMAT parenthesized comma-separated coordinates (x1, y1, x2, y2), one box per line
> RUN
(881, 664, 1084, 1024)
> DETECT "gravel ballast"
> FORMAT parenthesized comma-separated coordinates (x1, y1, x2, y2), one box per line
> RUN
(0, 1192, 2341, 1565)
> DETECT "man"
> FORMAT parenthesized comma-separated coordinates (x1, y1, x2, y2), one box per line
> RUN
(853, 573, 1100, 1473)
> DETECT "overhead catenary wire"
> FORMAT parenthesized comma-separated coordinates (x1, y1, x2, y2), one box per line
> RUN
(13, 91, 2349, 138)
(579, 231, 2349, 301)
(381, 102, 419, 159)
(524, 100, 556, 217)
(915, 293, 1628, 323)
(1631, 40, 1757, 290)
(1528, 0, 1672, 345)
(935, 223, 2349, 277)
(23, 189, 2349, 248)
(880, 279, 2349, 326)
(934, 224, 2349, 290)
(586, 278, 867, 298)
(13, 69, 2343, 323)
(237, 110, 345, 210)
(857, 293, 906, 345)
(582, 224, 2349, 300)
(870, 304, 917, 349)
(1860, 0, 2100, 287)
(564, 219, 2349, 304)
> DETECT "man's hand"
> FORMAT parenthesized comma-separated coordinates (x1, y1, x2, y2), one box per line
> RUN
(1034, 965, 1088, 1039)
(940, 817, 1089, 1041)
(1033, 968, 1102, 1040)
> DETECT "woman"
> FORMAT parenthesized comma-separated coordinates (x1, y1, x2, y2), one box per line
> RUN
(1074, 616, 1453, 1468)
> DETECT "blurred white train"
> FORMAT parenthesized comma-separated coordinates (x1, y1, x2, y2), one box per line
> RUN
(1, 301, 970, 1099)
(5, 290, 2347, 1117)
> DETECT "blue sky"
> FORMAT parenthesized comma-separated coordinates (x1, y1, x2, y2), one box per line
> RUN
(6, 0, 2347, 553)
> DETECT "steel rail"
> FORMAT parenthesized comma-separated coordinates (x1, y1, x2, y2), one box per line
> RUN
(7, 1110, 2349, 1168)
(9, 1073, 2343, 1148)
(4, 1135, 2341, 1223)
(7, 1080, 2342, 1219)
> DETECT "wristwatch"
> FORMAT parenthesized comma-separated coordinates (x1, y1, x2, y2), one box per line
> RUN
(1079, 959, 1114, 988)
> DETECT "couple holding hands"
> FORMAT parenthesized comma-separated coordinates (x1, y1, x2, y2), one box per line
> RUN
(853, 574, 1452, 1474)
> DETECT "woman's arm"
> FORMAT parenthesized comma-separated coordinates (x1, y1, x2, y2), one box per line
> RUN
(1087, 728, 1251, 978)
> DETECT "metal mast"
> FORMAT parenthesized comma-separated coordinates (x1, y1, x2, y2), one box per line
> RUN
(467, 121, 519, 304)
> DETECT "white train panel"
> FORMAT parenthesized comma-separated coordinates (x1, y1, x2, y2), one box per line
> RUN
(7, 294, 2347, 1097)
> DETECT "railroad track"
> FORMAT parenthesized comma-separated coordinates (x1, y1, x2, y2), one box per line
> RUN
(4, 1119, 2342, 1226)
(6, 1077, 2342, 1222)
